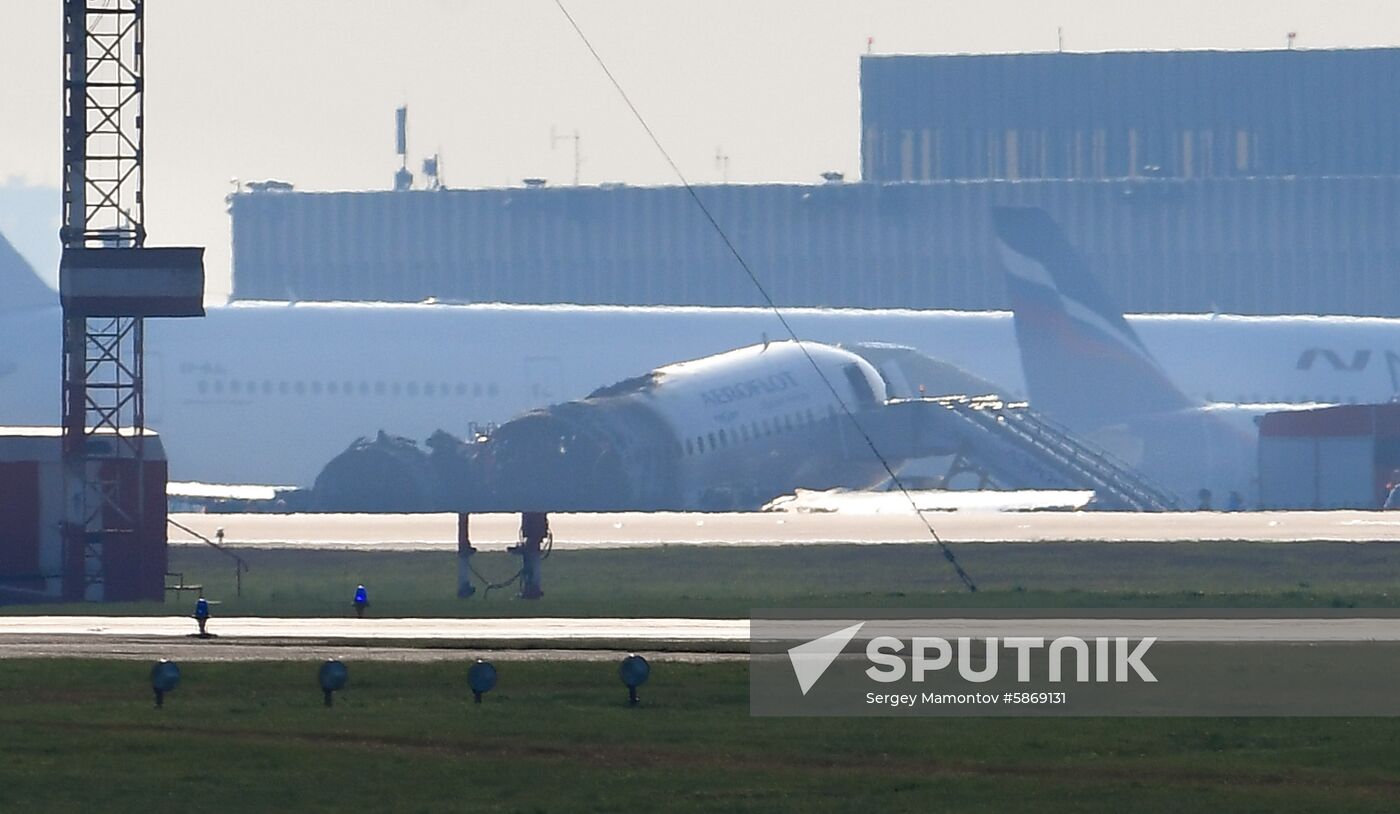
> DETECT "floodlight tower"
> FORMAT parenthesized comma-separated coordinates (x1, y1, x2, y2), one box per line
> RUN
(61, 0, 204, 601)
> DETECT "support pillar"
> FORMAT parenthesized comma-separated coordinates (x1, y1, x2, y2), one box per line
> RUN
(518, 512, 548, 600)
(456, 513, 476, 598)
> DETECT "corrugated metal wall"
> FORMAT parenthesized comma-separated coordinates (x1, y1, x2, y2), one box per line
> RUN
(230, 175, 1400, 316)
(861, 49, 1400, 182)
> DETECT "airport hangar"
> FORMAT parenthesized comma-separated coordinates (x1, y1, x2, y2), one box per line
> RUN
(230, 48, 1400, 318)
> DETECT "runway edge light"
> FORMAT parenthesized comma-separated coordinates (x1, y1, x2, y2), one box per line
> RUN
(619, 654, 651, 706)
(150, 659, 181, 708)
(467, 659, 498, 704)
(319, 659, 348, 707)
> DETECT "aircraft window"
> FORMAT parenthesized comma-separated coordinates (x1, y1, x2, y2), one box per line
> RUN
(762, 419, 772, 436)
(473, 383, 483, 397)
(213, 380, 224, 394)
(407, 382, 419, 397)
(294, 381, 306, 395)
(805, 408, 815, 424)
(751, 421, 760, 439)
(708, 432, 717, 451)
(685, 438, 693, 456)
(327, 382, 338, 395)
(359, 382, 369, 395)
(828, 405, 837, 418)
(425, 382, 436, 397)
(784, 414, 794, 431)
(279, 381, 289, 395)
(488, 383, 499, 397)
(391, 382, 402, 396)
(843, 363, 878, 408)
(456, 383, 468, 396)
(440, 382, 450, 397)
(719, 429, 728, 447)
(230, 380, 242, 394)
(246, 381, 256, 394)
(262, 381, 273, 395)
(197, 380, 208, 395)
(311, 381, 323, 395)
(343, 381, 353, 395)
(740, 425, 750, 442)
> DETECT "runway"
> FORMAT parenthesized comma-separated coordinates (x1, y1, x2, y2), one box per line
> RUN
(3, 616, 1400, 664)
(167, 510, 1400, 551)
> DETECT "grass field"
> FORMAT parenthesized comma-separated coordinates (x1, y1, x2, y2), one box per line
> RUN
(6, 541, 1400, 617)
(0, 658, 1397, 813)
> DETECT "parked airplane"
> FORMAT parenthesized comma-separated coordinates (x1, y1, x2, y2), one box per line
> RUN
(1, 224, 1397, 488)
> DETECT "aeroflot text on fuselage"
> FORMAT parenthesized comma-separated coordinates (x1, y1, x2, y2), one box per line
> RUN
(700, 371, 800, 407)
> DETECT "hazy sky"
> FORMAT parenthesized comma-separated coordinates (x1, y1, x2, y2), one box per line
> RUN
(3, 0, 1400, 300)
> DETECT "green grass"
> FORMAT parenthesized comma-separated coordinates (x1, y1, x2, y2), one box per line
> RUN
(7, 541, 1400, 617)
(0, 659, 1397, 813)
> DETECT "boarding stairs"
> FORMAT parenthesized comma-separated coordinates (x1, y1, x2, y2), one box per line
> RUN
(868, 396, 1180, 512)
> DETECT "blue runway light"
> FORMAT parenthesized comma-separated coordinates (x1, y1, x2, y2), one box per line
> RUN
(150, 659, 180, 708)
(619, 654, 650, 706)
(319, 659, 348, 707)
(467, 659, 498, 704)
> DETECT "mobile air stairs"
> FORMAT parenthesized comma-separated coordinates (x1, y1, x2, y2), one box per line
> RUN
(862, 396, 1180, 512)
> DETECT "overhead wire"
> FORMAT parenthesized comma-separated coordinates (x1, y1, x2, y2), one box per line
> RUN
(550, 1, 977, 591)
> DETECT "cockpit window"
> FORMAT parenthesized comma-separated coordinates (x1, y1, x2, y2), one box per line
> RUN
(843, 363, 879, 408)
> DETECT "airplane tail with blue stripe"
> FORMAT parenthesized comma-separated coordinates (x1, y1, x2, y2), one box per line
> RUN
(992, 206, 1195, 431)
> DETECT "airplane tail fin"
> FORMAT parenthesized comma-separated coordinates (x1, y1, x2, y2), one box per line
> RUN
(0, 230, 56, 313)
(991, 206, 1194, 429)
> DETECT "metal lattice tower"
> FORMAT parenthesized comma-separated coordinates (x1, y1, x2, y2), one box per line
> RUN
(63, 0, 146, 450)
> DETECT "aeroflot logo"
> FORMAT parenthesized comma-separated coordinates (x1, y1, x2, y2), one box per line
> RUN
(786, 623, 1156, 696)
(700, 370, 799, 407)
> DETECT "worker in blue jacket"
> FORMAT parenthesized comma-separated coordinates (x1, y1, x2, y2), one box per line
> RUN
(194, 595, 210, 637)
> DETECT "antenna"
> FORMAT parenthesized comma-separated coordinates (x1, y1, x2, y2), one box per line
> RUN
(715, 147, 730, 183)
(1287, 31, 1297, 50)
(394, 106, 413, 191)
(550, 126, 582, 185)
(1058, 27, 1064, 52)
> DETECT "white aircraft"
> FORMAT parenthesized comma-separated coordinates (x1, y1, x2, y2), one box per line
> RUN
(2, 224, 1398, 490)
